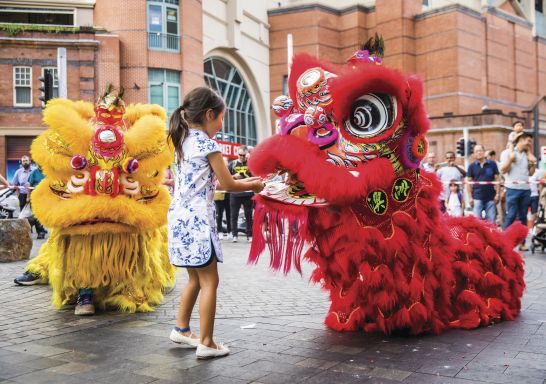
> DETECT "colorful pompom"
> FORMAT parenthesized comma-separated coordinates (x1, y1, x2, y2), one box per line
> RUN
(70, 154, 87, 170)
(122, 157, 139, 174)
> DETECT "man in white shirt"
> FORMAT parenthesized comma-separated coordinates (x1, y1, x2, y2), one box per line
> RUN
(500, 132, 536, 251)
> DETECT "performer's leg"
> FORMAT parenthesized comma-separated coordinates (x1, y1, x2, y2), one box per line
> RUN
(176, 268, 200, 330)
(242, 197, 253, 239)
(224, 198, 231, 234)
(196, 258, 219, 348)
(230, 196, 242, 239)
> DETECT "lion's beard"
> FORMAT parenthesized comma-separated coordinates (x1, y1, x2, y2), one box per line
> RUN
(28, 229, 175, 312)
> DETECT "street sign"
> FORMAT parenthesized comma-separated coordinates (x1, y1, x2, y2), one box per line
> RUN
(216, 139, 241, 159)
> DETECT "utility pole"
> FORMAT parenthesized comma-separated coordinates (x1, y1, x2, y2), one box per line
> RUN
(57, 47, 67, 98)
(463, 127, 469, 172)
(287, 33, 293, 77)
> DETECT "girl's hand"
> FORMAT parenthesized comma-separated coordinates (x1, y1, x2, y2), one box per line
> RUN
(241, 177, 264, 193)
(250, 180, 265, 193)
(241, 176, 262, 183)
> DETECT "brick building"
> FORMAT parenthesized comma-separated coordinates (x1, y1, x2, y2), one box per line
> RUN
(269, 0, 546, 160)
(0, 0, 271, 178)
(1, 0, 546, 178)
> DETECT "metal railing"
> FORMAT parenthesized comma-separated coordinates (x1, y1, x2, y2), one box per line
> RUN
(147, 32, 180, 51)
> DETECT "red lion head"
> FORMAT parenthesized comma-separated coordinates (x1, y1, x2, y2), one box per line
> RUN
(251, 49, 429, 208)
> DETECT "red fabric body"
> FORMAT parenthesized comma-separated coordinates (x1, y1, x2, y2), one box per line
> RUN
(250, 53, 526, 335)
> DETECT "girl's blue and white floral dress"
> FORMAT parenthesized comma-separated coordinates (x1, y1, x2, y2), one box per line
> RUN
(168, 129, 223, 267)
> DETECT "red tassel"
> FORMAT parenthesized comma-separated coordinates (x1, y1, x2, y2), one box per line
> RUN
(248, 196, 310, 274)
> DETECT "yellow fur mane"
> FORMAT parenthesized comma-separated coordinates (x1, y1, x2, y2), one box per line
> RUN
(28, 100, 175, 312)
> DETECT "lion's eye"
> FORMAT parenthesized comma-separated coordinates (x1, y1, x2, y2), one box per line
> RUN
(344, 93, 396, 138)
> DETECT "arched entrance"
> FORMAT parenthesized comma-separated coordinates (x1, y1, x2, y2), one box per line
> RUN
(204, 57, 257, 146)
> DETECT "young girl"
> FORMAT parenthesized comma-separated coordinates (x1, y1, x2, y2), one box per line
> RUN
(167, 87, 263, 359)
(445, 180, 464, 217)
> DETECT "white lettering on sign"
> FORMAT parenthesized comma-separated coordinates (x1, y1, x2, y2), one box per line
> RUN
(216, 140, 240, 159)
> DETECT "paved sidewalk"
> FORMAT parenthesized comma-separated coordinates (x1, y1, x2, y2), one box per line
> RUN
(1, 236, 546, 384)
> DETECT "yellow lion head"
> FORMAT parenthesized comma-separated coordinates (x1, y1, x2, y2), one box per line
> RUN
(30, 92, 173, 236)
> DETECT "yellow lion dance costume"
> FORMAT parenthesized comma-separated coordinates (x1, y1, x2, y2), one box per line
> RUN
(26, 88, 175, 312)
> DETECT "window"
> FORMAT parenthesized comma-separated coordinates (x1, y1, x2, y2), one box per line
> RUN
(537, 1, 546, 37)
(148, 68, 180, 116)
(204, 57, 257, 146)
(13, 66, 32, 107)
(0, 8, 74, 25)
(422, 0, 429, 6)
(41, 67, 59, 98)
(147, 0, 180, 51)
(282, 75, 288, 95)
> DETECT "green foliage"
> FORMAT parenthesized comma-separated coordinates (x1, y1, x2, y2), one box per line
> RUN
(0, 24, 80, 37)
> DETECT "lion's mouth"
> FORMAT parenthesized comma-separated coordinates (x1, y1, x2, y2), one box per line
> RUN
(260, 173, 328, 206)
(71, 218, 121, 226)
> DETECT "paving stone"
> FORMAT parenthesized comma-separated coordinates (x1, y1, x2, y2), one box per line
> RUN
(133, 365, 202, 382)
(3, 240, 546, 383)
(44, 362, 96, 375)
(202, 376, 248, 384)
(3, 344, 71, 357)
(0, 362, 39, 380)
(332, 362, 412, 381)
(416, 359, 465, 377)
(9, 370, 83, 384)
(298, 370, 366, 383)
(456, 367, 544, 384)
(95, 372, 157, 384)
(403, 372, 485, 383)
(295, 358, 339, 370)
(16, 357, 67, 370)
(255, 372, 307, 384)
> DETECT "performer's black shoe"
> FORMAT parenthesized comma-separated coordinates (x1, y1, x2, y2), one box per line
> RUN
(14, 271, 47, 286)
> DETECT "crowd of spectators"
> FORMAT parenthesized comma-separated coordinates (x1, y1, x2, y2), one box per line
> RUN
(424, 121, 543, 251)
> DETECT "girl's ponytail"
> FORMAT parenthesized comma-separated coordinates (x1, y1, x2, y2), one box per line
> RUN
(168, 105, 189, 163)
(168, 87, 225, 163)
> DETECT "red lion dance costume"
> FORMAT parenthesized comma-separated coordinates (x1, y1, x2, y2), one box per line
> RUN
(249, 36, 526, 335)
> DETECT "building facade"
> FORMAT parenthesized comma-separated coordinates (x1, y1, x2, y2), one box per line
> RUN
(1, 0, 546, 177)
(0, 0, 272, 177)
(269, 0, 546, 159)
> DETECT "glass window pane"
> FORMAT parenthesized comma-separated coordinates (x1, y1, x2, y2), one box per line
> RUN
(232, 71, 242, 85)
(166, 70, 180, 84)
(167, 85, 179, 115)
(217, 80, 227, 97)
(150, 84, 163, 106)
(15, 67, 31, 86)
(148, 4, 162, 33)
(149, 68, 164, 82)
(213, 60, 230, 80)
(204, 60, 212, 75)
(166, 7, 178, 35)
(15, 87, 31, 104)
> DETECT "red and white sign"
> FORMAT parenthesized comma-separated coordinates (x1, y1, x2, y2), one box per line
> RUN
(216, 140, 241, 159)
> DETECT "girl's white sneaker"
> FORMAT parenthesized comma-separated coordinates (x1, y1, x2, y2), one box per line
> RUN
(196, 343, 230, 359)
(169, 329, 200, 348)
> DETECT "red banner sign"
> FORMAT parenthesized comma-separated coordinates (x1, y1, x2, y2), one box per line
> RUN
(216, 140, 241, 159)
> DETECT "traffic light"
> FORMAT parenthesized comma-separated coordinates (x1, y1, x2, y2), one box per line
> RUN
(467, 139, 476, 155)
(38, 69, 53, 107)
(456, 137, 465, 157)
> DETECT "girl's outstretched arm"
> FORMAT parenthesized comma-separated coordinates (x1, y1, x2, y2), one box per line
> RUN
(209, 152, 264, 193)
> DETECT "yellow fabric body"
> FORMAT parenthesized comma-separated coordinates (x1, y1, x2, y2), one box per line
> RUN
(26, 100, 175, 312)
